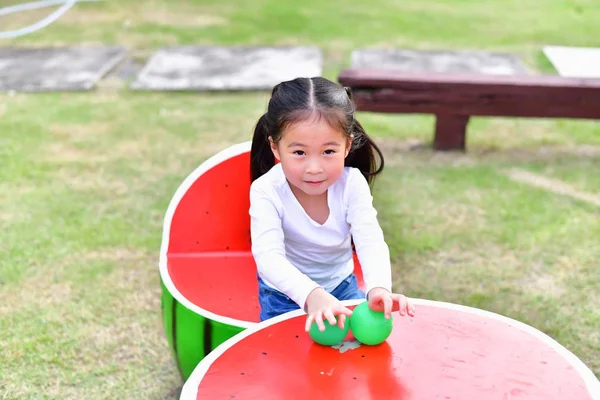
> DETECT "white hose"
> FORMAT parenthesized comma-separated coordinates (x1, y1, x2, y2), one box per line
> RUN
(0, 0, 100, 39)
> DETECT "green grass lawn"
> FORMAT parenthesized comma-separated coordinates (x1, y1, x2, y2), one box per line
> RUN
(1, 1, 599, 399)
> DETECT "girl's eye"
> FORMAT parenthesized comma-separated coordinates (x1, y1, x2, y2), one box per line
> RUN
(324, 149, 336, 155)
(293, 150, 305, 156)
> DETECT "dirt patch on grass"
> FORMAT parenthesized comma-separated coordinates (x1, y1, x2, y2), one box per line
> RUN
(130, 139, 244, 178)
(0, 184, 35, 223)
(46, 133, 242, 197)
(436, 199, 487, 232)
(377, 137, 600, 167)
(0, 211, 14, 223)
(478, 119, 566, 147)
(87, 92, 122, 105)
(115, 31, 181, 48)
(49, 122, 112, 142)
(112, 136, 158, 159)
(59, 7, 125, 24)
(376, 137, 481, 168)
(138, 10, 227, 27)
(376, 137, 429, 153)
(391, 244, 524, 296)
(517, 260, 567, 298)
(504, 168, 600, 207)
(44, 122, 115, 163)
(0, 247, 149, 314)
(87, 321, 152, 362)
(479, 144, 600, 163)
(0, 279, 72, 315)
(70, 249, 157, 317)
(53, 166, 131, 194)
(76, 248, 150, 263)
(43, 142, 110, 163)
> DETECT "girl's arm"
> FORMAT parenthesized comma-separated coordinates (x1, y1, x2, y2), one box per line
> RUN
(346, 170, 393, 298)
(249, 184, 320, 309)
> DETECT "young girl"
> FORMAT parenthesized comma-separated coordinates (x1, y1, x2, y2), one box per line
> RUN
(249, 76, 415, 333)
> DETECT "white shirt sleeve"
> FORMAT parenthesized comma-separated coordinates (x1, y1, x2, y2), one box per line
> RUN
(346, 169, 393, 295)
(249, 183, 320, 309)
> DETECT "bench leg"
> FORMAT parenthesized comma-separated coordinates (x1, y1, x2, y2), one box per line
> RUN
(434, 115, 469, 151)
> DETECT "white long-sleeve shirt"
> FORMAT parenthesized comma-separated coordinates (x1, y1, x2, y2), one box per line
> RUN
(249, 163, 392, 309)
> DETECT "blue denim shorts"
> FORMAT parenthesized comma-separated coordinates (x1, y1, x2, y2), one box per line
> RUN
(257, 273, 366, 321)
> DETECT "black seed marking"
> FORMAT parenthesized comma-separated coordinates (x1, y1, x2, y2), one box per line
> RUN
(203, 318, 213, 361)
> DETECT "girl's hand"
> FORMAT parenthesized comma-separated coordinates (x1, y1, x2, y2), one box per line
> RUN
(368, 287, 416, 319)
(304, 288, 353, 332)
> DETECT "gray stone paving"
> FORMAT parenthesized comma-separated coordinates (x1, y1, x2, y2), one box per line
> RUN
(351, 48, 529, 75)
(0, 45, 536, 93)
(130, 46, 323, 91)
(0, 46, 127, 92)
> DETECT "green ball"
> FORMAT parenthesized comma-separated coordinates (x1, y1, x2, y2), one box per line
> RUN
(350, 301, 393, 345)
(309, 317, 350, 346)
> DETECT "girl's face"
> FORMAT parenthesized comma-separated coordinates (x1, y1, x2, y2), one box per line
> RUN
(270, 116, 351, 199)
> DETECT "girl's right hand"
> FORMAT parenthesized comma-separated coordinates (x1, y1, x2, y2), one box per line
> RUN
(304, 287, 353, 332)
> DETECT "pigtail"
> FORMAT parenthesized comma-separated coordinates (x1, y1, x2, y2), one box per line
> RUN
(345, 119, 384, 184)
(250, 113, 275, 182)
(342, 86, 384, 184)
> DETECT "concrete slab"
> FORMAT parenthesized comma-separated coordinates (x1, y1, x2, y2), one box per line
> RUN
(351, 48, 529, 75)
(130, 46, 323, 91)
(105, 57, 144, 81)
(543, 46, 600, 78)
(0, 46, 127, 92)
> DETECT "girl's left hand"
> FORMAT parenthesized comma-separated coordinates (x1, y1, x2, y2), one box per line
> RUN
(367, 288, 415, 319)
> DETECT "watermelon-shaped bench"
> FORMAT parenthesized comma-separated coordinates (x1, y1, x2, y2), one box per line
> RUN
(159, 141, 365, 379)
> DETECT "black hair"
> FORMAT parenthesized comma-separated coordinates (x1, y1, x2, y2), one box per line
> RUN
(250, 76, 384, 184)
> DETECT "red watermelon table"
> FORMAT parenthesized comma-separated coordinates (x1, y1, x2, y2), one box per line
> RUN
(180, 299, 600, 400)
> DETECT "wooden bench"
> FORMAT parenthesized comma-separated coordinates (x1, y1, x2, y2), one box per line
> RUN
(338, 68, 600, 151)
